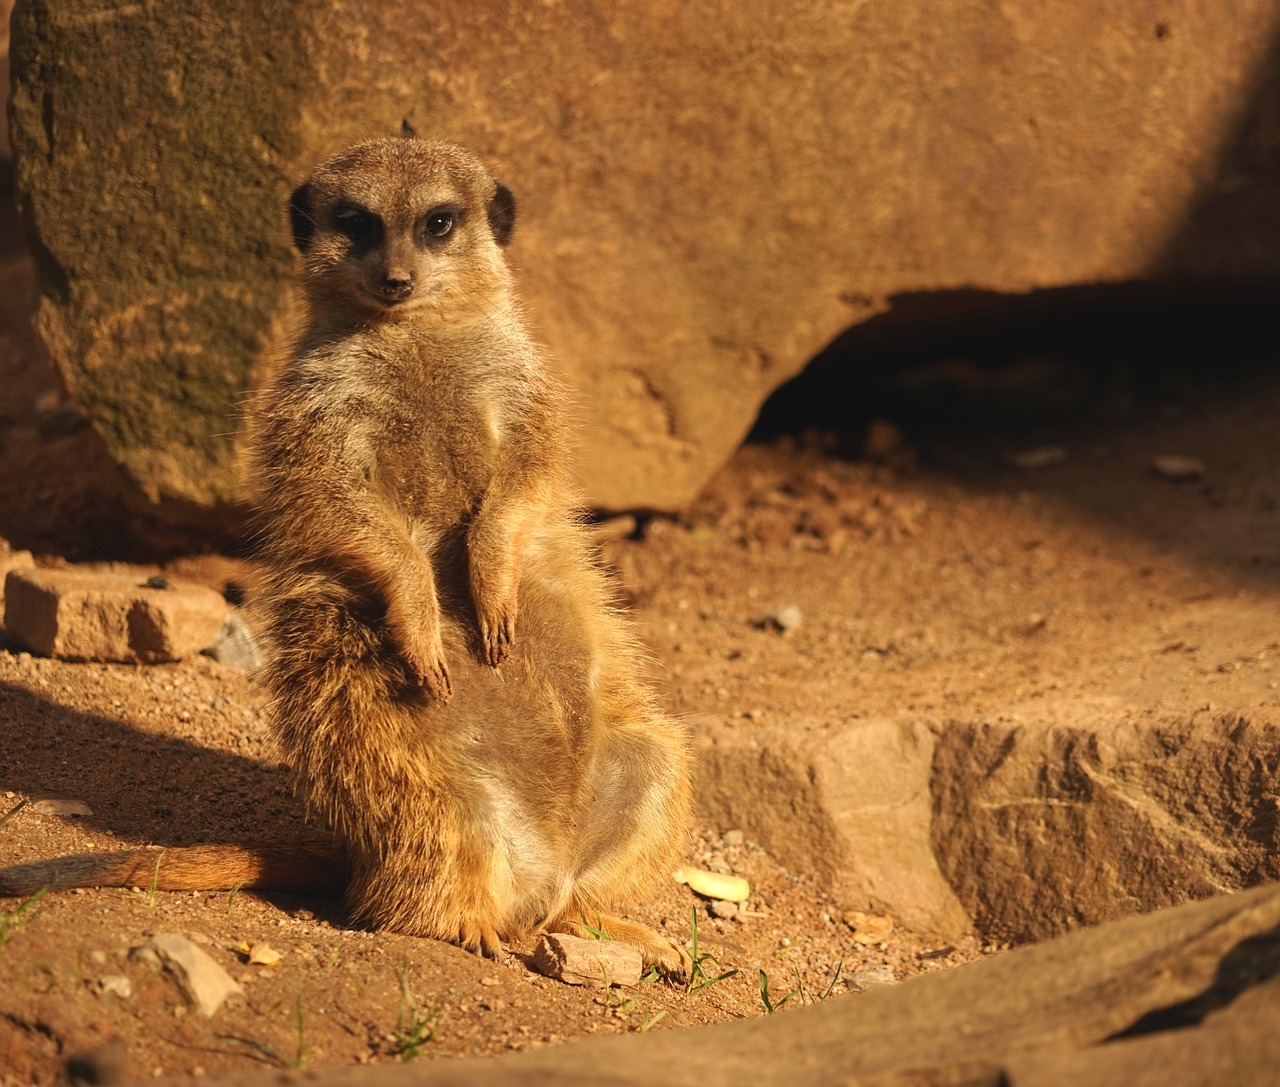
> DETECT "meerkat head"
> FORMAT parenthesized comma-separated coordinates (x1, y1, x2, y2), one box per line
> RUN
(287, 138, 518, 326)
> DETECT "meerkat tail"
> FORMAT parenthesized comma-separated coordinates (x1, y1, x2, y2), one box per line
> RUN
(0, 837, 347, 898)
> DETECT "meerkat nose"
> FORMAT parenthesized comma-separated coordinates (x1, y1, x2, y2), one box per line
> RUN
(380, 271, 416, 303)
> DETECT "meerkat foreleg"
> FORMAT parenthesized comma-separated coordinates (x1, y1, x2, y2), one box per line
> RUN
(466, 480, 547, 667)
(381, 554, 452, 701)
(316, 490, 453, 701)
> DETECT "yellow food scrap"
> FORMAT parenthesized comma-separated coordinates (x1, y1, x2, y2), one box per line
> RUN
(672, 867, 750, 903)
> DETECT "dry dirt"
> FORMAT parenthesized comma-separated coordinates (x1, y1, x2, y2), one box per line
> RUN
(3, 176, 1280, 1084)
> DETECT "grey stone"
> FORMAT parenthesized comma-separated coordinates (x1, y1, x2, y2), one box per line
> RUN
(201, 611, 264, 672)
(148, 933, 243, 1018)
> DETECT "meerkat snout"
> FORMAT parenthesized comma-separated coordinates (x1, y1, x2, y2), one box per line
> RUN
(379, 268, 415, 304)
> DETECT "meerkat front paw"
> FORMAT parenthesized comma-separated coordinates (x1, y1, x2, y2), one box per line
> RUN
(477, 603, 517, 668)
(401, 629, 452, 702)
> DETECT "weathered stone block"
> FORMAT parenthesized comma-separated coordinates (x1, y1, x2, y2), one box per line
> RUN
(694, 716, 973, 940)
(4, 567, 228, 663)
(697, 702, 1280, 946)
(10, 2, 1280, 527)
(931, 703, 1280, 943)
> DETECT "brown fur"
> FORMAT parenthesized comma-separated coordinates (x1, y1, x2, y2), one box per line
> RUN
(0, 839, 347, 898)
(0, 138, 692, 975)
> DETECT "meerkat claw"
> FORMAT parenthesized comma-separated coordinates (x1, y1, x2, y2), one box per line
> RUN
(479, 612, 516, 668)
(457, 920, 504, 960)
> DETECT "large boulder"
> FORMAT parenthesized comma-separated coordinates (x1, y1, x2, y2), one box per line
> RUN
(10, 2, 1280, 525)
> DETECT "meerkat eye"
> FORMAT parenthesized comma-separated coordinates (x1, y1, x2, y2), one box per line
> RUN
(332, 204, 382, 248)
(418, 206, 461, 245)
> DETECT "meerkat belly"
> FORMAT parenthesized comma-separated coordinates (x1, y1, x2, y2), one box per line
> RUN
(414, 543, 601, 919)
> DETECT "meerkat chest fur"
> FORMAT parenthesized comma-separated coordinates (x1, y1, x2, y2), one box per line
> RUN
(297, 317, 549, 529)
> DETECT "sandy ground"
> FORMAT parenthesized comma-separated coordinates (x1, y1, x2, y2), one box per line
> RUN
(3, 181, 1280, 1083)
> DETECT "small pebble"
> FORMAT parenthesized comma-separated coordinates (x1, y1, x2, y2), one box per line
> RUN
(201, 612, 264, 672)
(97, 975, 133, 1001)
(1006, 445, 1067, 470)
(30, 798, 94, 817)
(1151, 454, 1205, 481)
(722, 829, 745, 847)
(843, 909, 895, 945)
(849, 967, 897, 990)
(707, 899, 739, 920)
(763, 604, 803, 634)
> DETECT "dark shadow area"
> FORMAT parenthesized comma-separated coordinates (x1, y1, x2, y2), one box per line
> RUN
(1105, 925, 1280, 1040)
(1158, 29, 1280, 280)
(752, 279, 1280, 444)
(0, 678, 343, 921)
(750, 279, 1280, 591)
(753, 27, 1280, 593)
(0, 679, 297, 845)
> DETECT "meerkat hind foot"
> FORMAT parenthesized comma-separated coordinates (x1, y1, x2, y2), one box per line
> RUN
(456, 918, 504, 960)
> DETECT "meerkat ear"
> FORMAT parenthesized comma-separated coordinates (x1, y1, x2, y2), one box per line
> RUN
(288, 183, 317, 253)
(487, 182, 516, 247)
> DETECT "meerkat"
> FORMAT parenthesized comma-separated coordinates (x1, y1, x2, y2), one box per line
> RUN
(0, 137, 692, 975)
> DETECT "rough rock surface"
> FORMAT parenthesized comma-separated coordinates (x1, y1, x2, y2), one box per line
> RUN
(183, 882, 1280, 1086)
(530, 933, 645, 988)
(11, 2, 1280, 524)
(694, 716, 974, 940)
(932, 705, 1280, 942)
(693, 704, 1280, 943)
(146, 933, 243, 1019)
(4, 567, 228, 663)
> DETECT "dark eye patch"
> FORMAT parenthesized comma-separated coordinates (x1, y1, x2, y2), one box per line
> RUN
(416, 204, 464, 247)
(332, 202, 383, 253)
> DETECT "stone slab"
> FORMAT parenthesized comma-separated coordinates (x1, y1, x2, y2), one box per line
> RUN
(694, 716, 973, 940)
(931, 701, 1280, 942)
(693, 700, 1280, 946)
(4, 567, 228, 663)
